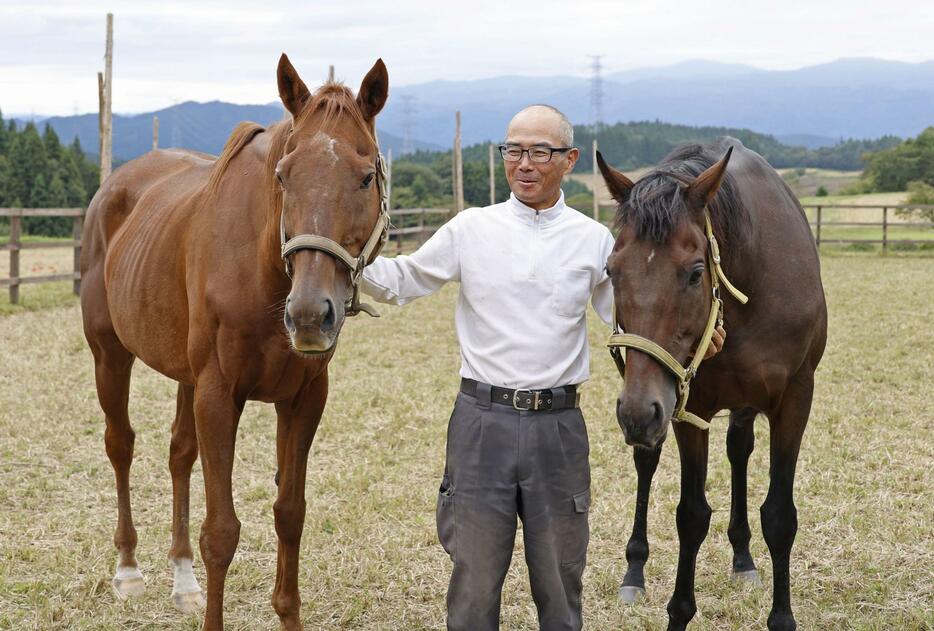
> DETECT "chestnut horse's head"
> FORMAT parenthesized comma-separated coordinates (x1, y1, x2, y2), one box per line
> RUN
(599, 146, 736, 448)
(273, 54, 388, 355)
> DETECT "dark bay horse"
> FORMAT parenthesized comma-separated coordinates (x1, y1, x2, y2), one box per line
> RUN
(598, 138, 827, 630)
(80, 54, 389, 631)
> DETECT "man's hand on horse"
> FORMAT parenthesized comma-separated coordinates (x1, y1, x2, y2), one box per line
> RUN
(703, 326, 726, 359)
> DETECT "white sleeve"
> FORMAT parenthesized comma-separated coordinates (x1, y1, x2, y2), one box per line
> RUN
(360, 216, 461, 305)
(592, 227, 616, 325)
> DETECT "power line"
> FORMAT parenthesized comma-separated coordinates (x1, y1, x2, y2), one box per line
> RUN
(588, 54, 604, 133)
(400, 94, 416, 155)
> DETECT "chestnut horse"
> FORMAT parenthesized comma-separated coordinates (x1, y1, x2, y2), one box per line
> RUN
(80, 55, 389, 630)
(598, 139, 826, 631)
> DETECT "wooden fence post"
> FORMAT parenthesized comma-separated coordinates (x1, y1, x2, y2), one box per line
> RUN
(882, 207, 888, 254)
(815, 205, 822, 247)
(100, 13, 114, 184)
(418, 207, 426, 245)
(592, 139, 599, 220)
(9, 212, 21, 304)
(73, 213, 83, 296)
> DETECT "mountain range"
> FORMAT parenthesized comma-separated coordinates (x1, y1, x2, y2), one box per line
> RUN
(15, 57, 932, 161)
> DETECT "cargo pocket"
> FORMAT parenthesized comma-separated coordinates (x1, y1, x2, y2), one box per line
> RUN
(436, 474, 456, 561)
(561, 488, 591, 566)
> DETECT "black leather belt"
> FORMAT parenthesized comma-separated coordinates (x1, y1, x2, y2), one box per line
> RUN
(460, 378, 580, 411)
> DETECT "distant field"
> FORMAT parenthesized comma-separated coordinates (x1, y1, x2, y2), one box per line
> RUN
(778, 168, 862, 198)
(0, 255, 932, 630)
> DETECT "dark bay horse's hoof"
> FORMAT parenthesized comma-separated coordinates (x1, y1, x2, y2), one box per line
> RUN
(618, 584, 646, 603)
(730, 568, 761, 585)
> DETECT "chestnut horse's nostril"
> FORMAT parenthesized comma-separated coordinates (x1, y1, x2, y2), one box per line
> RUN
(320, 298, 336, 332)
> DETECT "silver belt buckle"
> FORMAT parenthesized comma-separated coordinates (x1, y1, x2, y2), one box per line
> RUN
(512, 389, 539, 411)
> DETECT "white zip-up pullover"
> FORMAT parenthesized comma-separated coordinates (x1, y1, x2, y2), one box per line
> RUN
(360, 191, 616, 389)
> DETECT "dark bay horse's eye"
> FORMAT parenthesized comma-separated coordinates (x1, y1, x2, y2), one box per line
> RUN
(689, 266, 704, 286)
(361, 172, 375, 189)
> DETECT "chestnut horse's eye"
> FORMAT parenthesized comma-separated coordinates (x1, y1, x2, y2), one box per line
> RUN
(361, 172, 375, 189)
(689, 266, 704, 285)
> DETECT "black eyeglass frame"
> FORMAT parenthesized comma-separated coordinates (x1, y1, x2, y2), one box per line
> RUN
(497, 144, 575, 163)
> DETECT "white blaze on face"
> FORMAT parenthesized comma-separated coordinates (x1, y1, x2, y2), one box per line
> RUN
(172, 557, 202, 596)
(647, 249, 656, 265)
(312, 131, 339, 167)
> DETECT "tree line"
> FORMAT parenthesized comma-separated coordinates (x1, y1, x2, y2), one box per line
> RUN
(0, 109, 100, 236)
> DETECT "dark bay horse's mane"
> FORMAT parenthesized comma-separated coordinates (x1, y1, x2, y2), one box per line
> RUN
(205, 81, 377, 223)
(615, 143, 751, 261)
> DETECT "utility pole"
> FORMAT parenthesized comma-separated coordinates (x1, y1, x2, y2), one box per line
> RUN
(152, 115, 159, 151)
(328, 65, 335, 82)
(489, 143, 496, 205)
(592, 139, 599, 221)
(453, 111, 464, 214)
(99, 13, 113, 184)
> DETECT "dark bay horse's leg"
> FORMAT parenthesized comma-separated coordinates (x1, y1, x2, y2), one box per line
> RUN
(619, 443, 663, 603)
(193, 372, 245, 631)
(270, 373, 327, 631)
(666, 422, 711, 631)
(761, 373, 813, 631)
(168, 383, 206, 613)
(726, 407, 759, 583)
(89, 334, 143, 599)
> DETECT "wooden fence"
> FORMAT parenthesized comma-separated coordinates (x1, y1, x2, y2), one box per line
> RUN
(1, 208, 83, 304)
(802, 204, 934, 253)
(0, 207, 453, 304)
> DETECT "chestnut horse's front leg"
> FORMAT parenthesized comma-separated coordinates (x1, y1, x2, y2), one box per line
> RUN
(192, 370, 245, 631)
(271, 372, 328, 631)
(666, 422, 711, 631)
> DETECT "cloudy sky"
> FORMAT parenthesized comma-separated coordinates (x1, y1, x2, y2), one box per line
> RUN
(2, 0, 931, 116)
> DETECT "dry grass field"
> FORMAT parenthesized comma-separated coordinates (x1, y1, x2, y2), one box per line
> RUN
(1, 255, 932, 630)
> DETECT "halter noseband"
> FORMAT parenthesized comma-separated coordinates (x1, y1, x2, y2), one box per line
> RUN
(279, 149, 390, 317)
(606, 211, 748, 430)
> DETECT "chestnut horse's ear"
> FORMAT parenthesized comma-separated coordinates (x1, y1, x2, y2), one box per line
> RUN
(687, 146, 733, 208)
(357, 58, 389, 121)
(596, 150, 634, 205)
(277, 53, 311, 118)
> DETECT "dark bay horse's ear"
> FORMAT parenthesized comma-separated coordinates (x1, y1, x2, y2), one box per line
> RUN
(687, 146, 733, 208)
(596, 150, 635, 205)
(357, 59, 389, 121)
(278, 53, 311, 118)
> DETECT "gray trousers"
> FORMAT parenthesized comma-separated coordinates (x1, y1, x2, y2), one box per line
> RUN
(437, 385, 591, 631)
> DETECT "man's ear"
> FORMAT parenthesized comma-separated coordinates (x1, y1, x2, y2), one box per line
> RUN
(563, 147, 580, 175)
(277, 53, 310, 118)
(687, 147, 733, 208)
(596, 150, 634, 205)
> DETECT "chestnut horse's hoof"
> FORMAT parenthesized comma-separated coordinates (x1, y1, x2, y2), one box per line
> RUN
(618, 584, 646, 603)
(731, 569, 761, 585)
(172, 589, 206, 613)
(112, 566, 145, 599)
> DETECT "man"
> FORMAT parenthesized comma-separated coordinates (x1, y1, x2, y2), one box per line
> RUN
(361, 105, 722, 630)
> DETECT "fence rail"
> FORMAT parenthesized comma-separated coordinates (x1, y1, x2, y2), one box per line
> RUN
(0, 206, 454, 304)
(1, 208, 83, 304)
(801, 204, 934, 253)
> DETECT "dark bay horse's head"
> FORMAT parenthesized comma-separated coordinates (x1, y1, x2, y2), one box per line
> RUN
(599, 148, 733, 448)
(274, 54, 388, 355)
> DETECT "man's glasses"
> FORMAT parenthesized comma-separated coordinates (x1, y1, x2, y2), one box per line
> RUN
(498, 144, 574, 163)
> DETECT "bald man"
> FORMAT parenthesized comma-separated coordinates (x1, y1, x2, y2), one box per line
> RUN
(361, 106, 722, 630)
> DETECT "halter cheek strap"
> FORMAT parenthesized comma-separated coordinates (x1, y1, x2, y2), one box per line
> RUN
(607, 211, 749, 430)
(280, 149, 390, 317)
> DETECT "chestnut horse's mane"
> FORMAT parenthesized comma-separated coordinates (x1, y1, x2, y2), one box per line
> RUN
(205, 81, 377, 224)
(614, 143, 752, 262)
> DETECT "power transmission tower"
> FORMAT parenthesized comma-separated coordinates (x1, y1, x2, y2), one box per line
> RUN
(588, 54, 604, 133)
(400, 94, 416, 155)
